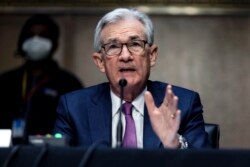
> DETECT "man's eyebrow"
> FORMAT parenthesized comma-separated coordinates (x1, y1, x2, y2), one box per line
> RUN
(103, 36, 143, 44)
(102, 38, 118, 44)
(129, 36, 142, 40)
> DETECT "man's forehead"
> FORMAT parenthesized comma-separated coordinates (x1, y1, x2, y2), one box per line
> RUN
(100, 18, 145, 40)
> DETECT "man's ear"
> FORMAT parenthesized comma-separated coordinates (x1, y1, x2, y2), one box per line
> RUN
(149, 44, 158, 67)
(92, 52, 105, 73)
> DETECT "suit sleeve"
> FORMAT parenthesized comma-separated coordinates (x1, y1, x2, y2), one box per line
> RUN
(179, 92, 210, 148)
(53, 95, 77, 146)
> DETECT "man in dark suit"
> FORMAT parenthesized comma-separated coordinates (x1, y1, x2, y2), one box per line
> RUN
(53, 8, 209, 149)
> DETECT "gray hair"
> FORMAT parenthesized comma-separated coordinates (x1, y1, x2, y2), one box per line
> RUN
(93, 8, 154, 52)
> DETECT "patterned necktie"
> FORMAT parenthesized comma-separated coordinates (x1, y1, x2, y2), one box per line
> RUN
(122, 102, 137, 148)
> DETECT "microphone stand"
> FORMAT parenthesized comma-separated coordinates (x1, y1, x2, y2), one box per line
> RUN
(116, 79, 127, 148)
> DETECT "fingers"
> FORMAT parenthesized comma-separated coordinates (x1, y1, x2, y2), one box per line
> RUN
(145, 85, 179, 119)
(166, 85, 173, 106)
(171, 109, 181, 121)
(173, 109, 181, 130)
(144, 91, 156, 113)
(176, 109, 181, 122)
(171, 96, 178, 112)
(163, 84, 178, 110)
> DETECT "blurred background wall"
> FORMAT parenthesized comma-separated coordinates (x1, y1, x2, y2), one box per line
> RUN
(0, 1, 250, 148)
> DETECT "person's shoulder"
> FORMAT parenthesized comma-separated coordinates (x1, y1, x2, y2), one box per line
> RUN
(148, 80, 199, 95)
(0, 66, 23, 81)
(54, 67, 80, 81)
(173, 84, 198, 95)
(48, 61, 77, 78)
(63, 82, 109, 98)
(49, 61, 83, 87)
(57, 69, 78, 79)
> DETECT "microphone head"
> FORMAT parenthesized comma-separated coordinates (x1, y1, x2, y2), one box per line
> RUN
(119, 79, 127, 87)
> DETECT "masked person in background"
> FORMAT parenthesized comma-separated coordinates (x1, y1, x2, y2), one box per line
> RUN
(0, 14, 83, 138)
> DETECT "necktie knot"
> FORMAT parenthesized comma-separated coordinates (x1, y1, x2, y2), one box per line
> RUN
(122, 102, 133, 115)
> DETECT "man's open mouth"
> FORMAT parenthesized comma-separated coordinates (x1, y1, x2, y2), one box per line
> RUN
(119, 68, 135, 72)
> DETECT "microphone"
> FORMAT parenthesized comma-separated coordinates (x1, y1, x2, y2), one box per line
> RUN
(116, 78, 127, 148)
(119, 79, 127, 88)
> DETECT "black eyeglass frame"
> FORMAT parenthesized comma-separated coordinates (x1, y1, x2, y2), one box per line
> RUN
(101, 40, 148, 57)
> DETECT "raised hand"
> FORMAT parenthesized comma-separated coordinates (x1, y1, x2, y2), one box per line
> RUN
(144, 84, 181, 148)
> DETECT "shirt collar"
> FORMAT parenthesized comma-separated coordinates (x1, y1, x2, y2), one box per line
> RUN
(111, 87, 147, 118)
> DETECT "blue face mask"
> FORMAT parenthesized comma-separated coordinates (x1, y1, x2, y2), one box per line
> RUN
(22, 36, 52, 61)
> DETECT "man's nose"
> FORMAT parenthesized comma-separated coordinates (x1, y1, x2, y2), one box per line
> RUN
(119, 45, 133, 61)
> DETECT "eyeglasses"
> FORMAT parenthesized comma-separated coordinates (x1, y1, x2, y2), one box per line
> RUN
(101, 40, 148, 57)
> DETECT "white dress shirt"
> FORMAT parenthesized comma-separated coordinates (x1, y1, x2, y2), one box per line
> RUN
(111, 88, 146, 148)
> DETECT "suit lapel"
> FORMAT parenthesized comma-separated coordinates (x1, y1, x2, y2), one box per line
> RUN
(88, 83, 112, 147)
(143, 81, 166, 148)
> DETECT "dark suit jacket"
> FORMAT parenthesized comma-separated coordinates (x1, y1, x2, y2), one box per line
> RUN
(53, 80, 209, 148)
